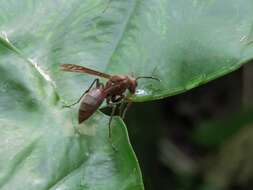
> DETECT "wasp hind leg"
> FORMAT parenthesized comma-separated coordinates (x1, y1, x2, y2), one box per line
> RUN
(108, 105, 117, 139)
(106, 96, 123, 151)
(63, 78, 100, 108)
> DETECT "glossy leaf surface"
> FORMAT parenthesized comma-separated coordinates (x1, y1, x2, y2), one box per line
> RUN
(1, 0, 253, 190)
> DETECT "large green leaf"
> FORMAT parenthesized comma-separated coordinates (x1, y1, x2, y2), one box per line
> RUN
(1, 0, 253, 103)
(1, 0, 253, 189)
(0, 40, 143, 190)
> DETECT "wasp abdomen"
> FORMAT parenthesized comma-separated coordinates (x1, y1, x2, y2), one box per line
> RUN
(78, 89, 105, 123)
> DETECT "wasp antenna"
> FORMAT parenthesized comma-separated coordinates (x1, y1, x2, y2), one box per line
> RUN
(136, 76, 160, 82)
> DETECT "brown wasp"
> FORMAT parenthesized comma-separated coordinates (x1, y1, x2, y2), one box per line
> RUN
(60, 64, 159, 138)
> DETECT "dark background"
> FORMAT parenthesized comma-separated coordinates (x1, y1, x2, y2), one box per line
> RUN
(125, 64, 253, 190)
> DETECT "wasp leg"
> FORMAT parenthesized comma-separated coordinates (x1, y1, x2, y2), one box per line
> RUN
(107, 104, 118, 151)
(112, 94, 124, 103)
(63, 78, 100, 108)
(108, 104, 117, 138)
(119, 101, 124, 117)
(107, 94, 125, 136)
(121, 100, 132, 119)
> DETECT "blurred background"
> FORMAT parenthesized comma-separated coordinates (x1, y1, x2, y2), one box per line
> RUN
(124, 63, 253, 190)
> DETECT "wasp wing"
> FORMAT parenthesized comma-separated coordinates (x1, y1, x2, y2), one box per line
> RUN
(60, 64, 111, 79)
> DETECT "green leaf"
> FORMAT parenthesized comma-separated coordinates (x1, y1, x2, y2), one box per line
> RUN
(1, 1, 253, 189)
(0, 40, 143, 190)
(51, 0, 253, 102)
(2, 0, 253, 103)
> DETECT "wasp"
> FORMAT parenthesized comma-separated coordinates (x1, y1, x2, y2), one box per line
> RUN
(60, 64, 159, 137)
